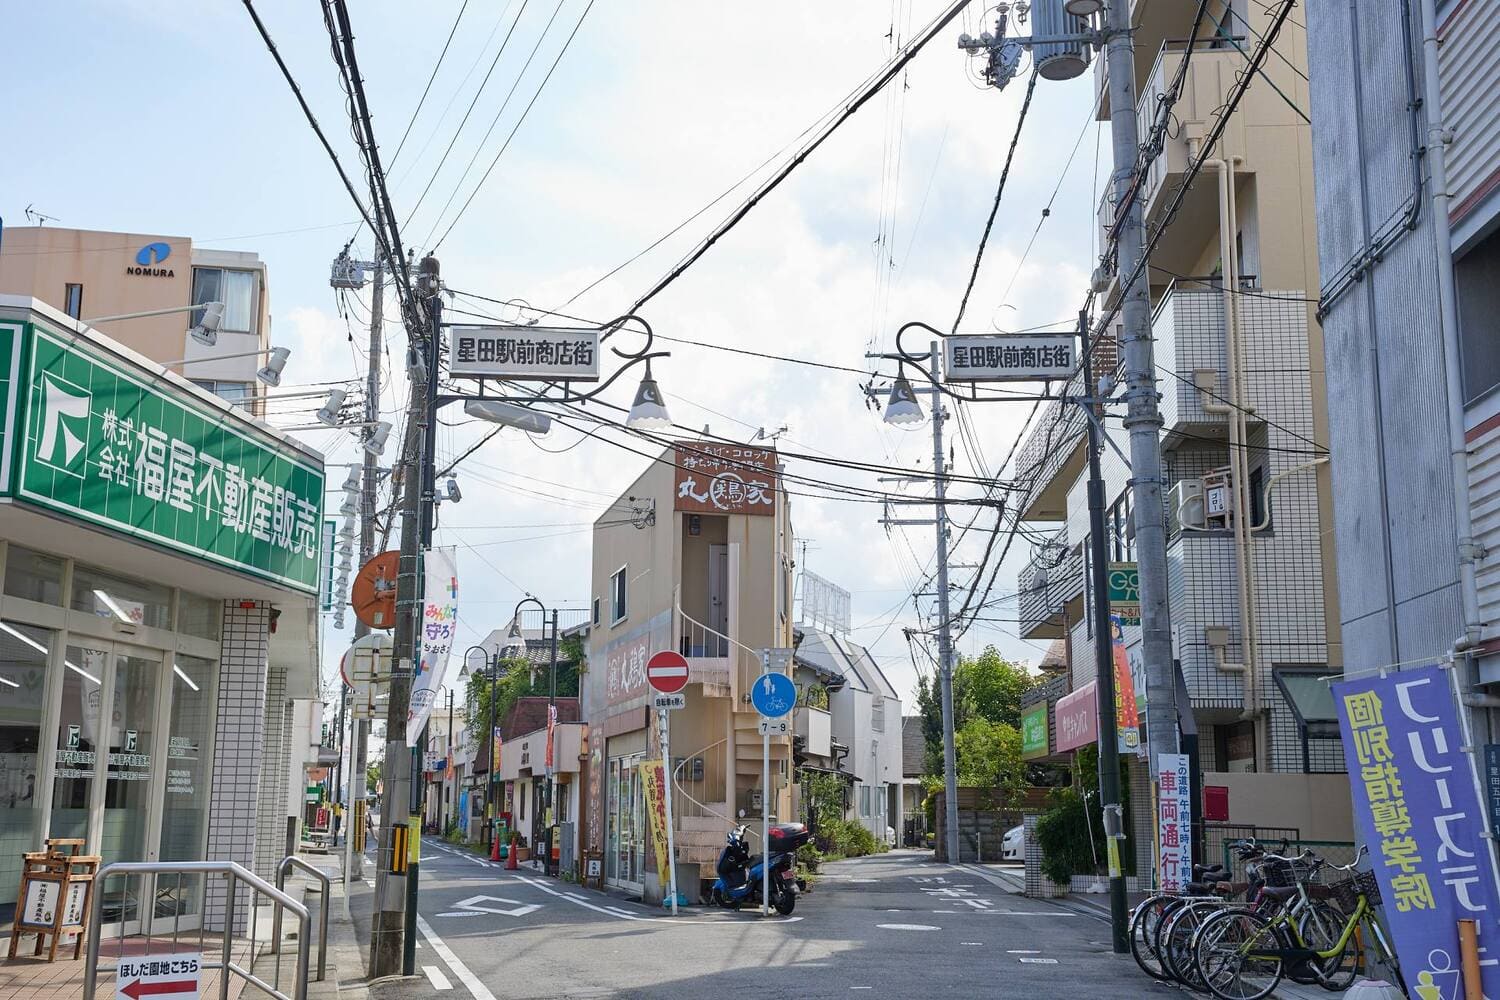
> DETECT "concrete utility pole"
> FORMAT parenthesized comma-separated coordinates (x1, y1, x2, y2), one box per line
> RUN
(1103, 0, 1178, 772)
(370, 256, 440, 978)
(927, 343, 960, 869)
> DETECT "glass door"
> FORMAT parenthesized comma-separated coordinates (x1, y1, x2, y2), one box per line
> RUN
(156, 654, 216, 926)
(50, 643, 108, 844)
(0, 620, 52, 928)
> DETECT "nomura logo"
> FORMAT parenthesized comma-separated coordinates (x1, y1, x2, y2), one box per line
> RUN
(126, 241, 174, 277)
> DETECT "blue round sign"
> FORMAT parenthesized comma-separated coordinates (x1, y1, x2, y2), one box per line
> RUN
(751, 672, 796, 718)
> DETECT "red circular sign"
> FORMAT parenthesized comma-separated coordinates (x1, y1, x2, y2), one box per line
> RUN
(646, 650, 691, 694)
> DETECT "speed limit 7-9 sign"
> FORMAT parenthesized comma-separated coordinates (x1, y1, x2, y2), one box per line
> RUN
(646, 651, 690, 695)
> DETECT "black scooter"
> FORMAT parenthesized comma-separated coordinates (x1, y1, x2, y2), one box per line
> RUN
(708, 822, 811, 914)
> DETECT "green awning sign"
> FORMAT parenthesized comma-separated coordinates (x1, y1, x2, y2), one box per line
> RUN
(1021, 704, 1048, 759)
(6, 319, 324, 593)
(1108, 562, 1140, 626)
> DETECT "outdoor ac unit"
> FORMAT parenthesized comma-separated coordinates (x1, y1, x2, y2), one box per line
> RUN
(1170, 479, 1206, 531)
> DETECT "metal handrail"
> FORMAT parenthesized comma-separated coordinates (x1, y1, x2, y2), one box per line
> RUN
(83, 861, 310, 1000)
(271, 857, 329, 982)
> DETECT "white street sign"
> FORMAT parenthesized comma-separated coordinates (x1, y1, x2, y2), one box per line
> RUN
(440, 894, 541, 918)
(115, 953, 201, 1000)
(758, 717, 790, 736)
(943, 334, 1077, 382)
(652, 693, 685, 710)
(449, 326, 601, 381)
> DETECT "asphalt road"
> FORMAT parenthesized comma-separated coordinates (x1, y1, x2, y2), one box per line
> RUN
(363, 840, 1170, 999)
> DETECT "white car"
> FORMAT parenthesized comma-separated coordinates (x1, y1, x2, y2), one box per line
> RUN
(1001, 824, 1025, 862)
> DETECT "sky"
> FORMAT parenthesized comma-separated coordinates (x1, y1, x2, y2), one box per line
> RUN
(3, 0, 1105, 711)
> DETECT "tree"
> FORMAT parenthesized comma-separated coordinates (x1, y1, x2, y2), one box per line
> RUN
(953, 718, 1026, 808)
(954, 646, 1035, 729)
(915, 672, 945, 776)
(464, 657, 580, 753)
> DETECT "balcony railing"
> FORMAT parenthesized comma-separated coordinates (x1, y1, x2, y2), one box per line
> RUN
(1018, 528, 1083, 639)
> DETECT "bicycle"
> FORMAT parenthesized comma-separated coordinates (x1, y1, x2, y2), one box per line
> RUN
(1128, 839, 1270, 983)
(1191, 846, 1403, 1000)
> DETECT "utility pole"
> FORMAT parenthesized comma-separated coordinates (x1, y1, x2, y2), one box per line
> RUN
(371, 255, 440, 978)
(1081, 310, 1129, 954)
(1104, 0, 1178, 775)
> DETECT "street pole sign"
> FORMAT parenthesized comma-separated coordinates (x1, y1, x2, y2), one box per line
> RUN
(752, 660, 796, 916)
(646, 650, 690, 694)
(1107, 562, 1140, 626)
(941, 333, 1077, 382)
(647, 650, 688, 916)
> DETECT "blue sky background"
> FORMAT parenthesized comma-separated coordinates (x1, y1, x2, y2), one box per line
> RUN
(3, 0, 1105, 709)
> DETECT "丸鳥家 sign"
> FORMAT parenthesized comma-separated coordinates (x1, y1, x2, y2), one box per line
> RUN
(673, 443, 777, 516)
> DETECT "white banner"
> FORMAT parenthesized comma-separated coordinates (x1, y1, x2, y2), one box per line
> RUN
(1157, 752, 1191, 893)
(406, 546, 459, 746)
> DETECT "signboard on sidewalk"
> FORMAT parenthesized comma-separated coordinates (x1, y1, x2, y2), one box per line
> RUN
(1021, 704, 1049, 760)
(1156, 753, 1191, 893)
(942, 333, 1076, 382)
(1335, 664, 1500, 997)
(10, 322, 325, 592)
(115, 953, 201, 1000)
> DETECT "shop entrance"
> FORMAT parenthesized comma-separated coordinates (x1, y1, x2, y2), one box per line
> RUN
(605, 753, 646, 892)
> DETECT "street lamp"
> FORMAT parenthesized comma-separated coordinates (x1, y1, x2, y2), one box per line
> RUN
(459, 644, 502, 850)
(86, 301, 225, 347)
(159, 344, 292, 387)
(882, 373, 925, 425)
(509, 595, 560, 875)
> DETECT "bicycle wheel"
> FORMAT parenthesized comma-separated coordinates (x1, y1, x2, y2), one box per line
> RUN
(1295, 901, 1357, 990)
(1130, 895, 1172, 980)
(1162, 901, 1216, 991)
(1195, 909, 1285, 1000)
(1153, 899, 1192, 984)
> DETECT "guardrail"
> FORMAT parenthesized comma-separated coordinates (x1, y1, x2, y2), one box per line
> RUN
(82, 861, 310, 1000)
(271, 856, 329, 982)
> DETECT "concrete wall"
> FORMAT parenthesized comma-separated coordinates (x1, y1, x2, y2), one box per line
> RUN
(1205, 772, 1354, 844)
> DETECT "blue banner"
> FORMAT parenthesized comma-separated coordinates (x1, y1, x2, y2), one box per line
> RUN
(1335, 664, 1500, 998)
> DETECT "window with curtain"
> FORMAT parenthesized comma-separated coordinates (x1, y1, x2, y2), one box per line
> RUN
(191, 267, 256, 334)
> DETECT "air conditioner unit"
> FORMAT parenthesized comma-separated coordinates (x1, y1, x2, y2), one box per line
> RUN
(1170, 479, 1206, 531)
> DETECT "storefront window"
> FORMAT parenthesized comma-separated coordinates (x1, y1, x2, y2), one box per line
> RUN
(52, 644, 107, 843)
(4, 546, 64, 606)
(0, 621, 50, 914)
(176, 593, 222, 642)
(100, 650, 159, 873)
(158, 654, 216, 919)
(71, 565, 171, 630)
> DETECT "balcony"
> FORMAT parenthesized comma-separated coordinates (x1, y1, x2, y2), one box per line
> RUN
(794, 705, 832, 758)
(1018, 528, 1083, 639)
(1013, 392, 1087, 523)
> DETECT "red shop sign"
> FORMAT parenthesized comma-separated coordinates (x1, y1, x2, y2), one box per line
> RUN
(1054, 681, 1099, 753)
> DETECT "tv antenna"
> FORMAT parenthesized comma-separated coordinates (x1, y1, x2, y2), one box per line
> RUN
(24, 204, 59, 226)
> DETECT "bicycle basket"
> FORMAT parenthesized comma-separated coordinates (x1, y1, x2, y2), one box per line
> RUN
(1261, 857, 1318, 888)
(1329, 869, 1382, 911)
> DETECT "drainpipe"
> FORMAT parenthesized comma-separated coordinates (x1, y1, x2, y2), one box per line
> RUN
(1198, 149, 1264, 762)
(1417, 0, 1486, 653)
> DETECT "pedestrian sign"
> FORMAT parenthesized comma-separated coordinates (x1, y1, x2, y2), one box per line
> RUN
(115, 953, 201, 999)
(750, 672, 796, 718)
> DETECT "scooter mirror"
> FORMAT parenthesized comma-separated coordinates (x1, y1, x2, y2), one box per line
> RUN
(738, 809, 746, 818)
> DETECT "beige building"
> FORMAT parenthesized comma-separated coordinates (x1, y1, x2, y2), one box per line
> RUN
(582, 442, 793, 900)
(0, 226, 273, 414)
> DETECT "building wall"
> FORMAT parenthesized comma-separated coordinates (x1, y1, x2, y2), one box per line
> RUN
(255, 667, 290, 878)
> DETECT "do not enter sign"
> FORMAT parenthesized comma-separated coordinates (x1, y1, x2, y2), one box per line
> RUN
(646, 651, 690, 694)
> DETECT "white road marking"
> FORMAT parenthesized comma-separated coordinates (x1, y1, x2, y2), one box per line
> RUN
(849, 878, 878, 883)
(961, 942, 982, 946)
(878, 923, 940, 931)
(506, 872, 805, 925)
(981, 910, 1079, 916)
(422, 965, 453, 990)
(1007, 950, 1041, 954)
(961, 899, 994, 909)
(416, 915, 497, 1000)
(435, 911, 485, 918)
(1018, 958, 1059, 964)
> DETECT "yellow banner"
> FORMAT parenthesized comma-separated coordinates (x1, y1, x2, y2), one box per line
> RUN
(640, 759, 671, 887)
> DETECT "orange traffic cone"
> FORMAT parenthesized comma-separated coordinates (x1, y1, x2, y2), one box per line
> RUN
(491, 829, 501, 862)
(505, 833, 519, 870)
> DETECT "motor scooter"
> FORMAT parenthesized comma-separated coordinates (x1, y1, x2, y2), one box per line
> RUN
(708, 822, 811, 914)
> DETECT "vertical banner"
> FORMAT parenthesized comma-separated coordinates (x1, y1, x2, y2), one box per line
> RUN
(1335, 665, 1500, 997)
(406, 546, 459, 746)
(1110, 614, 1142, 755)
(491, 727, 502, 785)
(1157, 752, 1190, 893)
(640, 759, 671, 886)
(545, 704, 557, 773)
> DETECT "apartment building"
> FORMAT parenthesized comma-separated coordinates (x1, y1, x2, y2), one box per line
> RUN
(1303, 1, 1500, 757)
(792, 626, 904, 845)
(0, 226, 274, 413)
(1012, 1, 1351, 849)
(581, 442, 793, 900)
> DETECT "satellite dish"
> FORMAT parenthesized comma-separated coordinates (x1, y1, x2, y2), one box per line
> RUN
(351, 551, 401, 630)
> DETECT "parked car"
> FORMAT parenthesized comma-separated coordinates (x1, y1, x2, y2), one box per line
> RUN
(1001, 824, 1024, 862)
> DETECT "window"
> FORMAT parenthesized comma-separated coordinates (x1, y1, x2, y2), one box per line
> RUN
(191, 267, 257, 334)
(4, 545, 64, 606)
(871, 698, 885, 733)
(64, 283, 83, 319)
(592, 598, 600, 626)
(1455, 228, 1500, 404)
(190, 379, 253, 407)
(70, 564, 172, 630)
(176, 592, 222, 641)
(1248, 465, 1267, 529)
(610, 566, 627, 624)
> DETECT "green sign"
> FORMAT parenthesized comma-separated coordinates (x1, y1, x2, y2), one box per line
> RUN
(1108, 561, 1140, 626)
(1021, 704, 1048, 760)
(7, 320, 324, 592)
